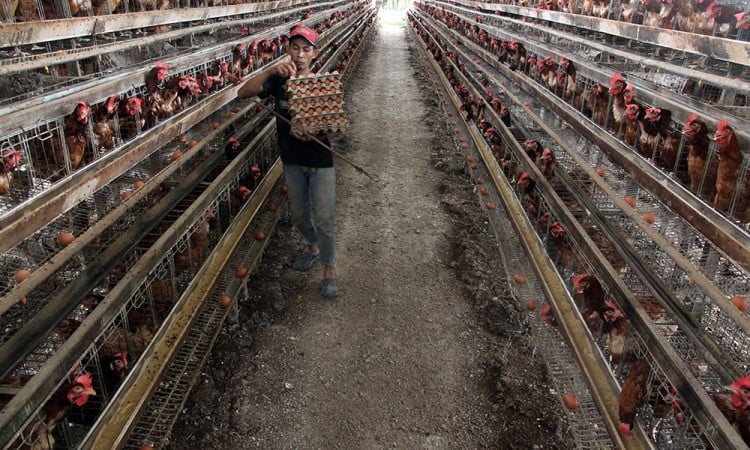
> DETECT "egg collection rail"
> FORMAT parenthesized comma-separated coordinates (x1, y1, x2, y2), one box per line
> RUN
(0, 3, 374, 449)
(411, 6, 748, 449)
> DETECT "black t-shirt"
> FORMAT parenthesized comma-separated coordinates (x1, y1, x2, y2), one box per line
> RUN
(260, 73, 333, 167)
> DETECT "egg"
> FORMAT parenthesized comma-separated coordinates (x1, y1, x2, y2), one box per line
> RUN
(57, 231, 75, 247)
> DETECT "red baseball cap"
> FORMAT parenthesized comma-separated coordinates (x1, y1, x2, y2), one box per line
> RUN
(289, 24, 317, 47)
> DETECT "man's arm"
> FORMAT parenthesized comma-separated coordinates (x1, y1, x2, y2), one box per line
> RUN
(237, 61, 297, 99)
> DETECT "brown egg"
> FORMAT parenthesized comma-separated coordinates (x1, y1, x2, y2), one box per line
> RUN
(57, 231, 75, 247)
(14, 269, 32, 283)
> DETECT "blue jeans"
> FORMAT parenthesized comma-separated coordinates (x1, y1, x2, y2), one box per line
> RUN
(284, 164, 336, 267)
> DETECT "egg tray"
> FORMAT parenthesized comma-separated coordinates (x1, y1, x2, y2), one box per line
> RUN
(285, 72, 349, 134)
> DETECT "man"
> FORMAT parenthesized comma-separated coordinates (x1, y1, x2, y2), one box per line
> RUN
(238, 24, 339, 298)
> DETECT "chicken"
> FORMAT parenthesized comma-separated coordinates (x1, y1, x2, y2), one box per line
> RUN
(637, 107, 672, 159)
(0, 167, 12, 195)
(559, 57, 577, 102)
(219, 60, 243, 86)
(737, 11, 750, 32)
(656, 128, 684, 176)
(523, 139, 542, 162)
(93, 0, 121, 14)
(542, 56, 558, 91)
(0, 147, 22, 195)
(64, 101, 92, 170)
(518, 172, 540, 217)
(549, 221, 574, 269)
(690, 0, 718, 35)
(168, 75, 202, 110)
(671, 374, 750, 447)
(483, 128, 505, 159)
(623, 102, 641, 147)
(9, 373, 96, 450)
(257, 38, 277, 66)
(117, 97, 144, 141)
(573, 273, 606, 332)
(609, 73, 628, 135)
(619, 0, 640, 22)
(590, 82, 611, 126)
(683, 114, 716, 199)
(99, 324, 153, 368)
(143, 62, 173, 128)
(602, 299, 630, 363)
(225, 136, 241, 161)
(713, 119, 747, 217)
(618, 357, 651, 436)
(646, 0, 677, 28)
(731, 374, 750, 445)
(145, 61, 168, 98)
(711, 2, 746, 37)
(92, 95, 119, 152)
(508, 41, 527, 71)
(539, 147, 556, 179)
(230, 185, 252, 212)
(526, 54, 537, 78)
(499, 105, 511, 128)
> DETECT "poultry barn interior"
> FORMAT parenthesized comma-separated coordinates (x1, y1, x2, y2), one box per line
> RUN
(0, 0, 749, 448)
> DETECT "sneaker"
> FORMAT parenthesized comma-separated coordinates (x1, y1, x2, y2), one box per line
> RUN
(292, 251, 319, 271)
(320, 278, 339, 298)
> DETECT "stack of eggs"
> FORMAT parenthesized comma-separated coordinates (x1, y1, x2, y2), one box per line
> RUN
(285, 72, 349, 135)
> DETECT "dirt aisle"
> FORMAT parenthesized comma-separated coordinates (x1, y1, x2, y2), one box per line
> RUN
(169, 12, 565, 450)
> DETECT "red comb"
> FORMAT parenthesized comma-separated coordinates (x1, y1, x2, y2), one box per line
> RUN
(609, 72, 623, 85)
(76, 372, 94, 390)
(154, 61, 167, 69)
(687, 113, 698, 124)
(717, 118, 730, 131)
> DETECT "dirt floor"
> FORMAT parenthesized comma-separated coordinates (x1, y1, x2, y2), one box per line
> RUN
(167, 10, 571, 449)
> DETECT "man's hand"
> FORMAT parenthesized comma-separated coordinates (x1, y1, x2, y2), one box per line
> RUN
(275, 61, 297, 79)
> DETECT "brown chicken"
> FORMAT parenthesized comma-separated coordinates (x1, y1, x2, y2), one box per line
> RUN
(602, 299, 630, 363)
(508, 41, 527, 71)
(559, 57, 577, 102)
(713, 119, 746, 216)
(93, 95, 119, 152)
(518, 172, 540, 217)
(618, 357, 651, 436)
(9, 372, 96, 450)
(609, 72, 628, 135)
(573, 273, 606, 332)
(0, 148, 22, 195)
(117, 97, 144, 141)
(589, 82, 610, 126)
(98, 323, 153, 395)
(64, 101, 92, 170)
(523, 139, 542, 162)
(683, 113, 716, 199)
(656, 129, 684, 176)
(731, 374, 750, 445)
(671, 374, 750, 447)
(539, 148, 557, 180)
(638, 107, 672, 159)
(257, 38, 277, 66)
(549, 221, 574, 269)
(623, 101, 641, 147)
